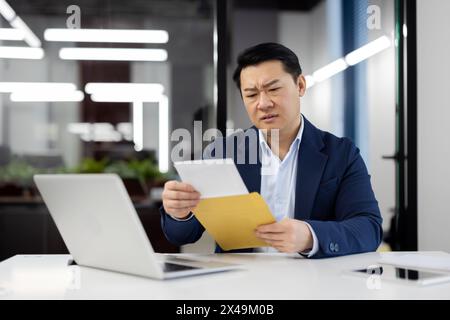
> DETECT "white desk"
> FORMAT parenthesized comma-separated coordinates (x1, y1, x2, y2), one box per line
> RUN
(0, 252, 449, 299)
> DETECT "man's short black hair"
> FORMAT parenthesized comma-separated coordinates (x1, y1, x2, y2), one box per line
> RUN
(232, 42, 302, 91)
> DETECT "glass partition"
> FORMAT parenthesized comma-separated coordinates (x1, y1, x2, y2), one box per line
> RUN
(0, 0, 215, 203)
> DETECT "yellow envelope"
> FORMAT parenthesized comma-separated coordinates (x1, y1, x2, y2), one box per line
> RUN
(192, 192, 276, 250)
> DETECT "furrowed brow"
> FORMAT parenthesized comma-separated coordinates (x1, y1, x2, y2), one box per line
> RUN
(262, 79, 280, 88)
(243, 79, 280, 92)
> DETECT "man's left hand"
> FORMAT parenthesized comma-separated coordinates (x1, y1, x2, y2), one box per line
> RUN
(255, 218, 313, 253)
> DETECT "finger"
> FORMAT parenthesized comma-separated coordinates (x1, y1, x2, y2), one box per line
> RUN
(168, 181, 198, 193)
(273, 240, 298, 253)
(165, 199, 200, 209)
(264, 240, 284, 247)
(255, 231, 285, 242)
(164, 202, 193, 212)
(256, 222, 285, 233)
(263, 239, 285, 246)
(269, 240, 290, 249)
(163, 190, 200, 201)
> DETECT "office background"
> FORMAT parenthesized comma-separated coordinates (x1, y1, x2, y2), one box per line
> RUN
(0, 0, 448, 260)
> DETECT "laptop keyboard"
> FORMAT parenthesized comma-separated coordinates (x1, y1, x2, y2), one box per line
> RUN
(162, 262, 199, 273)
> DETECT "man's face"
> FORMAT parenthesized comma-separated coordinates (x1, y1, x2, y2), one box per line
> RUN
(240, 60, 306, 133)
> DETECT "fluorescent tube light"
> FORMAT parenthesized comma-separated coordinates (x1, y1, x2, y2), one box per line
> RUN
(0, 1, 42, 47)
(67, 123, 90, 135)
(0, 82, 76, 93)
(9, 16, 41, 47)
(75, 123, 121, 142)
(82, 132, 121, 142)
(0, 0, 15, 21)
(90, 93, 162, 103)
(88, 123, 121, 142)
(133, 101, 143, 152)
(85, 82, 164, 95)
(68, 122, 133, 143)
(44, 28, 169, 44)
(312, 59, 348, 83)
(0, 28, 24, 40)
(87, 83, 165, 102)
(10, 90, 84, 102)
(158, 95, 169, 173)
(117, 122, 133, 141)
(345, 36, 391, 66)
(59, 47, 167, 61)
(0, 46, 44, 59)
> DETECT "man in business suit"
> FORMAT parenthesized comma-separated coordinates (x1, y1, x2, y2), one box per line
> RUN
(160, 43, 382, 258)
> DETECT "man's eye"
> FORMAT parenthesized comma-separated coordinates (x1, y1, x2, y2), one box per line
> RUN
(246, 94, 257, 98)
(269, 87, 280, 92)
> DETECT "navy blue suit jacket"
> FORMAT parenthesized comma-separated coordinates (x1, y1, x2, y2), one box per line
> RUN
(160, 117, 383, 258)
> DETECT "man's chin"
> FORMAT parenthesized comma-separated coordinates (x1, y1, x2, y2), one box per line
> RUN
(256, 122, 282, 131)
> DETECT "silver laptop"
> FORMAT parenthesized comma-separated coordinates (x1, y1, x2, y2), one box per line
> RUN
(33, 174, 240, 280)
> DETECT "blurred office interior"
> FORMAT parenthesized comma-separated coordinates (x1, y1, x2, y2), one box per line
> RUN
(0, 0, 448, 260)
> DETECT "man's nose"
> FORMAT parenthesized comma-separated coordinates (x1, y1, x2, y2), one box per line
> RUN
(257, 91, 273, 110)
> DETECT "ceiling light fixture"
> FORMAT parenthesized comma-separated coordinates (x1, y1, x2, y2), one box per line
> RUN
(44, 28, 169, 44)
(0, 46, 44, 59)
(59, 48, 168, 61)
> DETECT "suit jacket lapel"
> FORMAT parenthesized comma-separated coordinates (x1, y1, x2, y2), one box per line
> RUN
(294, 118, 328, 220)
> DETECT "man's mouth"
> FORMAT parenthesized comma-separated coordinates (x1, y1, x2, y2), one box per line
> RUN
(260, 114, 278, 121)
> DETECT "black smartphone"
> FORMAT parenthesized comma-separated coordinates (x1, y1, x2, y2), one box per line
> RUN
(353, 264, 450, 286)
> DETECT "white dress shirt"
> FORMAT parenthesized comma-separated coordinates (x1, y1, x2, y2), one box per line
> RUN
(257, 115, 318, 257)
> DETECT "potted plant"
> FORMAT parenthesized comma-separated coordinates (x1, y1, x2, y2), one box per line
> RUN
(104, 158, 167, 200)
(0, 159, 41, 197)
(75, 158, 108, 174)
(103, 160, 145, 199)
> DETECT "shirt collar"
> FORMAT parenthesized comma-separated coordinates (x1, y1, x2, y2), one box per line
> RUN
(258, 114, 305, 154)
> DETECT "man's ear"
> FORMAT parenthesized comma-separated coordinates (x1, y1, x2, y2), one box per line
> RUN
(297, 75, 306, 97)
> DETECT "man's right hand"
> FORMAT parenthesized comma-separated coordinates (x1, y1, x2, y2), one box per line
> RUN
(162, 180, 201, 219)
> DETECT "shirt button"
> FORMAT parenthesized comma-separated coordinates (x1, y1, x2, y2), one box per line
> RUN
(329, 243, 335, 252)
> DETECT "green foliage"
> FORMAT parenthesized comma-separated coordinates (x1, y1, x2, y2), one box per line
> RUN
(0, 160, 41, 186)
(127, 159, 164, 183)
(104, 158, 166, 184)
(104, 160, 138, 179)
(0, 157, 166, 187)
(75, 158, 108, 174)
